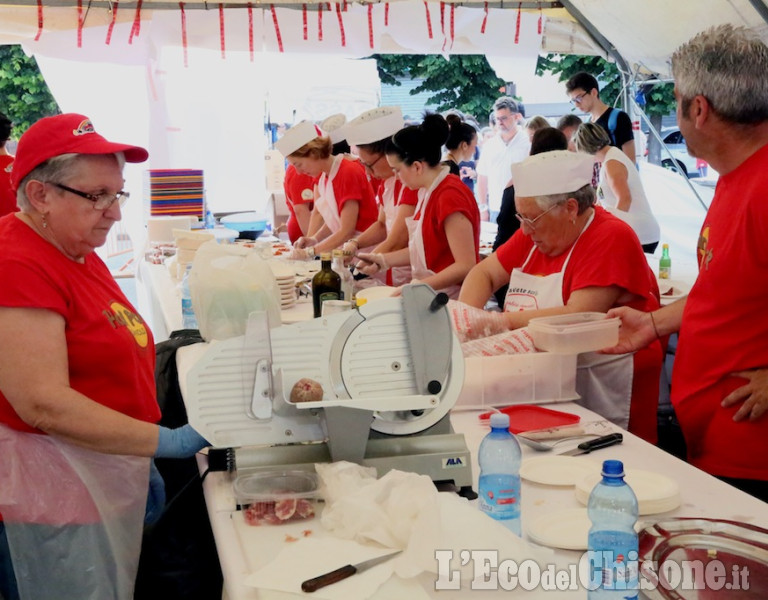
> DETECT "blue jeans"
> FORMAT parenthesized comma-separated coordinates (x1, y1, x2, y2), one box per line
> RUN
(0, 522, 20, 600)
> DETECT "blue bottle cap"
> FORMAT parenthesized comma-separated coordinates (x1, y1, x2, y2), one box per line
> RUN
(489, 413, 510, 429)
(601, 459, 625, 477)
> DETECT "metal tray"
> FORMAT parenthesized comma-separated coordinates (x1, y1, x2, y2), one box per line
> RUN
(638, 518, 768, 599)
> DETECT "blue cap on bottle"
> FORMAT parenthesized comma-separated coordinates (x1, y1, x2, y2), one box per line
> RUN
(601, 459, 625, 477)
(489, 413, 510, 429)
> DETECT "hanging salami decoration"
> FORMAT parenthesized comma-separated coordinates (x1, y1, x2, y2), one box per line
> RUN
(34, 0, 43, 41)
(76, 0, 84, 48)
(385, 2, 390, 27)
(248, 3, 254, 62)
(514, 2, 522, 44)
(106, 0, 118, 45)
(367, 4, 374, 49)
(423, 1, 433, 39)
(218, 4, 226, 59)
(129, 0, 142, 45)
(270, 5, 284, 52)
(538, 4, 543, 34)
(302, 4, 308, 40)
(318, 3, 324, 41)
(449, 3, 455, 50)
(335, 3, 346, 47)
(439, 1, 446, 52)
(481, 2, 489, 34)
(179, 2, 189, 67)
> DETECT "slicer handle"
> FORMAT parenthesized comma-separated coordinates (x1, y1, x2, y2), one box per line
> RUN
(301, 564, 357, 593)
(429, 292, 449, 312)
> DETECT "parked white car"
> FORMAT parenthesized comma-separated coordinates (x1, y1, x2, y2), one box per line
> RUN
(658, 127, 708, 178)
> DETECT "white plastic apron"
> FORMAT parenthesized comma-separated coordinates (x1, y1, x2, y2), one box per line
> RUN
(0, 424, 148, 599)
(503, 211, 633, 429)
(383, 176, 412, 286)
(406, 167, 462, 299)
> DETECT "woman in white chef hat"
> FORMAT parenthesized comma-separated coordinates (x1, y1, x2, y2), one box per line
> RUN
(453, 150, 663, 443)
(275, 120, 378, 257)
(342, 106, 419, 286)
(356, 113, 481, 299)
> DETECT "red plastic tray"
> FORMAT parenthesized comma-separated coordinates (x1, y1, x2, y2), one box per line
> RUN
(478, 405, 580, 434)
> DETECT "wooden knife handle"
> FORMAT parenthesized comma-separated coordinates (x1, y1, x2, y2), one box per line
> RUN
(301, 564, 357, 593)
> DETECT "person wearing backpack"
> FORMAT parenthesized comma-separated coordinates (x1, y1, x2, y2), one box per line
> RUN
(565, 71, 636, 164)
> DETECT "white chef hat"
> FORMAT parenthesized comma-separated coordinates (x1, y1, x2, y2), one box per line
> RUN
(510, 150, 595, 197)
(320, 113, 348, 144)
(344, 106, 404, 146)
(274, 120, 322, 157)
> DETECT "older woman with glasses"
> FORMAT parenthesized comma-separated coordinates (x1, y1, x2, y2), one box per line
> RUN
(456, 150, 663, 443)
(0, 114, 208, 600)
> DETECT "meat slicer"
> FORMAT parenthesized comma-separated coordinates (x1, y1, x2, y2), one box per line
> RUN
(178, 283, 475, 498)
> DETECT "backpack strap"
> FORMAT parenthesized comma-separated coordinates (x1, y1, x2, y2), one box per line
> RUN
(607, 108, 619, 146)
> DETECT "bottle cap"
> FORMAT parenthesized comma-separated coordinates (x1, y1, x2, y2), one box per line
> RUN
(489, 413, 510, 429)
(319, 252, 332, 260)
(601, 459, 625, 477)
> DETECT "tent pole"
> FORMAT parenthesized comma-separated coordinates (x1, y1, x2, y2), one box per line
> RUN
(747, 0, 768, 23)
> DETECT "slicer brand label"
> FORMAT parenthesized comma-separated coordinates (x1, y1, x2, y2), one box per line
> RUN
(442, 457, 465, 468)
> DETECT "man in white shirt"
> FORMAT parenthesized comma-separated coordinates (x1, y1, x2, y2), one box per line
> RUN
(475, 97, 531, 222)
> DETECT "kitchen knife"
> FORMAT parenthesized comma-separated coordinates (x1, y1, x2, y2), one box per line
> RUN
(558, 433, 623, 456)
(301, 550, 402, 593)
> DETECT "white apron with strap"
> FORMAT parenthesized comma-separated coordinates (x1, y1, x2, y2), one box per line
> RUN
(383, 177, 412, 286)
(503, 210, 633, 429)
(406, 167, 462, 299)
(315, 155, 345, 234)
(0, 424, 148, 599)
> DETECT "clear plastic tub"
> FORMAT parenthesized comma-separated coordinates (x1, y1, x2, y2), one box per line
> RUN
(233, 470, 320, 526)
(528, 312, 619, 354)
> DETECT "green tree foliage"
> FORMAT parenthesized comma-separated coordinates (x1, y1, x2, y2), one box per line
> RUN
(372, 54, 504, 121)
(536, 53, 677, 163)
(0, 45, 60, 139)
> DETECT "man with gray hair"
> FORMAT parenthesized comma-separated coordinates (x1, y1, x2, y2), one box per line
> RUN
(475, 96, 530, 222)
(605, 24, 768, 502)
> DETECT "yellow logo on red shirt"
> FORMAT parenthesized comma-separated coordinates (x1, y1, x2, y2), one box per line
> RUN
(698, 225, 713, 270)
(105, 302, 149, 347)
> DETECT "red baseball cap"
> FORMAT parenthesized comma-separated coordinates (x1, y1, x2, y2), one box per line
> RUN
(10, 113, 148, 192)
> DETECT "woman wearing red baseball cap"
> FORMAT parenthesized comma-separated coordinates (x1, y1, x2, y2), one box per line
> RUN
(0, 113, 208, 600)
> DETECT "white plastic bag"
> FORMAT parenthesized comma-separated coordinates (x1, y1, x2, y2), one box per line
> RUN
(189, 240, 281, 341)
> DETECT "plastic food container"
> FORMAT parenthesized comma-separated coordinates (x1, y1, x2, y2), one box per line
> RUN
(528, 312, 619, 354)
(233, 470, 320, 526)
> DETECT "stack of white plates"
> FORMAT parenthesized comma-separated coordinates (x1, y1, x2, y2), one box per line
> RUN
(269, 261, 297, 309)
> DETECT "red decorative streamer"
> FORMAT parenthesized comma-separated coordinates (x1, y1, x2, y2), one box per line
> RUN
(514, 2, 521, 44)
(106, 0, 118, 45)
(449, 3, 455, 50)
(538, 5, 543, 34)
(218, 4, 226, 59)
(385, 2, 389, 26)
(440, 2, 446, 52)
(481, 2, 488, 34)
(367, 4, 374, 48)
(302, 4, 308, 40)
(271, 5, 284, 52)
(129, 0, 143, 45)
(248, 3, 254, 61)
(423, 1, 433, 39)
(335, 4, 346, 47)
(34, 0, 43, 41)
(76, 0, 84, 48)
(318, 3, 324, 41)
(179, 2, 188, 67)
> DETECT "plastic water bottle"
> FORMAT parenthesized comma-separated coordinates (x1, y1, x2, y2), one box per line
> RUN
(477, 413, 522, 535)
(587, 460, 639, 600)
(181, 265, 198, 329)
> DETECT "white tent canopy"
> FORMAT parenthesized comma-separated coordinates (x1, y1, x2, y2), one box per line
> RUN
(1, 0, 768, 224)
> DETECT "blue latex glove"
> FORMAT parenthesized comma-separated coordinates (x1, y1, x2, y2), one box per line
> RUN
(155, 424, 209, 459)
(144, 459, 166, 526)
